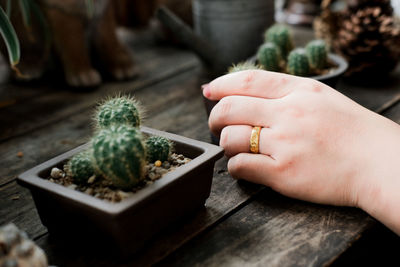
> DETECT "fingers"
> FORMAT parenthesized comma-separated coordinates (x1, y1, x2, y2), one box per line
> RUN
(220, 125, 275, 158)
(227, 153, 276, 186)
(203, 70, 301, 101)
(209, 95, 277, 136)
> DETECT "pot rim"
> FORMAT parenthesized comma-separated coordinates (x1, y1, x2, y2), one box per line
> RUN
(17, 126, 224, 216)
(249, 53, 348, 81)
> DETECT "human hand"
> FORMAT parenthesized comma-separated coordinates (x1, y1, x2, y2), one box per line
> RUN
(204, 70, 400, 234)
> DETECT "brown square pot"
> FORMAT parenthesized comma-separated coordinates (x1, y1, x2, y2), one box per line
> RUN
(17, 127, 224, 255)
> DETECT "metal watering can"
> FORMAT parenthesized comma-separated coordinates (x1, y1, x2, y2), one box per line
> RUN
(157, 0, 275, 78)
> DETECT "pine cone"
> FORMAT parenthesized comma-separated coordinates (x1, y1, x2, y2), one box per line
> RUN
(314, 0, 400, 77)
(337, 0, 400, 76)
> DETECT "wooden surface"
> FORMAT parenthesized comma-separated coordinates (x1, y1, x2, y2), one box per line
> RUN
(1, 26, 400, 266)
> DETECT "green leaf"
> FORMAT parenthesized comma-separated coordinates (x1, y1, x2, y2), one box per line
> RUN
(18, 0, 31, 28)
(0, 5, 20, 66)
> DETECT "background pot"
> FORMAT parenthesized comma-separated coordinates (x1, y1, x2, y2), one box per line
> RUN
(193, 0, 275, 75)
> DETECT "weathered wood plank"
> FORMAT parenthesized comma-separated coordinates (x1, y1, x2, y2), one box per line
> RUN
(158, 189, 374, 267)
(0, 46, 198, 143)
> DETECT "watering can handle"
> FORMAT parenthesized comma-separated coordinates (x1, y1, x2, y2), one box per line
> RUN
(156, 5, 220, 68)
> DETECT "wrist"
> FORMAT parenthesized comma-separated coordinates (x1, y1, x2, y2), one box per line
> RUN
(356, 115, 400, 234)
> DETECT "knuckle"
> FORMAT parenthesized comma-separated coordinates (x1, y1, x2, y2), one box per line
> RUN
(215, 97, 233, 121)
(240, 70, 259, 90)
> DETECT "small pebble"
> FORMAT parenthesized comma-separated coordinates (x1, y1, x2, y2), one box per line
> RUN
(50, 168, 64, 179)
(162, 162, 170, 169)
(148, 172, 161, 180)
(17, 151, 24, 158)
(87, 175, 96, 184)
(85, 188, 94, 195)
(154, 160, 162, 167)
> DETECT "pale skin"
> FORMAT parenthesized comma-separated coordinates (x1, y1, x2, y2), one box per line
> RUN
(203, 70, 400, 235)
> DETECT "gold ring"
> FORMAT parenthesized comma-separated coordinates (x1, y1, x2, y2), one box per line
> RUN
(250, 126, 262, 154)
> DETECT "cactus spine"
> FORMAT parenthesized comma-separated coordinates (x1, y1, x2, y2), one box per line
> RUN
(95, 95, 142, 128)
(92, 125, 146, 190)
(265, 24, 294, 60)
(306, 40, 328, 70)
(66, 150, 94, 184)
(146, 136, 172, 162)
(287, 48, 310, 76)
(228, 61, 263, 73)
(257, 42, 281, 71)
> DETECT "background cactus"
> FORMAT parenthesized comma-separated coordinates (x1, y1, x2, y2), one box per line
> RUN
(95, 95, 142, 129)
(306, 39, 328, 70)
(66, 150, 95, 184)
(287, 48, 310, 76)
(92, 124, 146, 190)
(257, 42, 281, 71)
(265, 24, 294, 60)
(228, 61, 263, 73)
(146, 136, 173, 163)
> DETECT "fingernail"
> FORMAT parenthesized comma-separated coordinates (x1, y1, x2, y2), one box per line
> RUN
(202, 84, 211, 98)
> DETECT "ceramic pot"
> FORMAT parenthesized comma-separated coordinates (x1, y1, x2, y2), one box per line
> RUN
(17, 127, 224, 255)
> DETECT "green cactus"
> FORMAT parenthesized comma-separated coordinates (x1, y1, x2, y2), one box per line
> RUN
(92, 125, 146, 190)
(228, 61, 263, 73)
(265, 24, 294, 60)
(257, 42, 281, 71)
(306, 39, 328, 70)
(287, 48, 310, 77)
(95, 95, 142, 129)
(146, 136, 173, 162)
(66, 150, 94, 184)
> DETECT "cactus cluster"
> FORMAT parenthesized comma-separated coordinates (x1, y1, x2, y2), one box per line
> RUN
(92, 125, 146, 190)
(65, 95, 174, 191)
(256, 42, 281, 72)
(287, 48, 310, 76)
(306, 39, 328, 70)
(95, 95, 141, 128)
(66, 150, 95, 184)
(253, 23, 329, 77)
(265, 24, 294, 60)
(146, 136, 172, 162)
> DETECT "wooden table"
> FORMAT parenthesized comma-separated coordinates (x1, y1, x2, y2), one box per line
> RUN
(1, 26, 400, 266)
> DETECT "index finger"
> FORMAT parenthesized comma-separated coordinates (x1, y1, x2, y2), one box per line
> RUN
(203, 70, 307, 101)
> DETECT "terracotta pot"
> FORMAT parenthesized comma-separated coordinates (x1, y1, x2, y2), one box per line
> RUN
(17, 127, 224, 255)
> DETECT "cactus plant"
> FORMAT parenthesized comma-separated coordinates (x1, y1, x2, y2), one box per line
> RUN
(95, 95, 142, 129)
(66, 150, 94, 184)
(257, 42, 281, 71)
(287, 48, 310, 76)
(228, 61, 263, 73)
(92, 124, 146, 190)
(265, 24, 294, 60)
(306, 39, 328, 70)
(146, 136, 173, 162)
